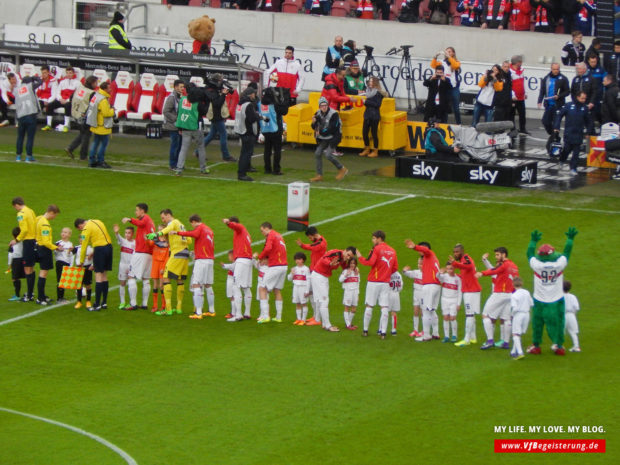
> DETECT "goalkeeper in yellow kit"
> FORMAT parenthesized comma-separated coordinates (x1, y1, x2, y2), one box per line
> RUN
(147, 209, 192, 316)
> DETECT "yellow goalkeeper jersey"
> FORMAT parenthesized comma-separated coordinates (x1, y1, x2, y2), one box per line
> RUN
(160, 218, 191, 258)
(35, 215, 57, 250)
(79, 219, 112, 263)
(16, 205, 36, 241)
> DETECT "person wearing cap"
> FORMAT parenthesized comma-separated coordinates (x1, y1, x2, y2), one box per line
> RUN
(108, 11, 132, 50)
(526, 227, 578, 357)
(310, 96, 348, 182)
(344, 60, 366, 96)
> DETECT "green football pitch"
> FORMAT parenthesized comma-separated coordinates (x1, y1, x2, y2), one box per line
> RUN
(0, 130, 618, 465)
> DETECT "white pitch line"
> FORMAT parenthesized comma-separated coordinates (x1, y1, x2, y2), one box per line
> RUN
(0, 407, 138, 465)
(0, 195, 411, 327)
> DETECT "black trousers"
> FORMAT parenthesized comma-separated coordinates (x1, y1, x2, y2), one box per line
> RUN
(541, 105, 559, 135)
(493, 104, 512, 122)
(263, 131, 282, 172)
(46, 100, 71, 117)
(363, 119, 379, 148)
(238, 133, 255, 177)
(0, 98, 11, 122)
(511, 100, 527, 132)
(67, 121, 92, 159)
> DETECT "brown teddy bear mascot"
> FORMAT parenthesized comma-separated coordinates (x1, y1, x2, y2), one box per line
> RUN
(188, 15, 215, 55)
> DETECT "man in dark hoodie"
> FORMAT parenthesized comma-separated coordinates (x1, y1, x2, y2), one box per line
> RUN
(601, 75, 619, 124)
(108, 11, 131, 50)
(234, 86, 266, 182)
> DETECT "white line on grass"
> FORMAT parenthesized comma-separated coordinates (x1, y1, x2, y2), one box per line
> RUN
(2, 158, 618, 215)
(0, 407, 138, 465)
(0, 195, 412, 327)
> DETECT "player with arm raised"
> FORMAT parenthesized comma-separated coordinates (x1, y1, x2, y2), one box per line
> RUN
(122, 203, 155, 310)
(449, 243, 482, 346)
(403, 258, 424, 337)
(223, 216, 253, 321)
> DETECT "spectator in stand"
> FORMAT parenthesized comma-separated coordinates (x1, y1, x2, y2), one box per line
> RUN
(586, 37, 602, 63)
(508, 0, 532, 31)
(427, 0, 450, 24)
(586, 53, 607, 124)
(431, 47, 462, 125)
(66, 75, 98, 160)
(561, 31, 586, 66)
(46, 66, 80, 132)
(560, 0, 579, 34)
(571, 62, 597, 133)
(0, 72, 19, 127)
(601, 75, 619, 124)
(481, 0, 511, 29)
(308, 0, 328, 15)
(356, 0, 375, 19)
(341, 40, 358, 67)
(537, 63, 570, 135)
(616, 0, 620, 35)
(162, 79, 185, 170)
(37, 66, 58, 131)
(359, 77, 387, 158)
(603, 40, 620, 82)
(531, 0, 557, 33)
(165, 0, 190, 8)
(375, 0, 391, 20)
(398, 0, 423, 22)
(322, 36, 344, 82)
(423, 64, 453, 123)
(457, 0, 484, 27)
(264, 45, 304, 106)
(232, 0, 258, 9)
(574, 0, 596, 36)
(509, 55, 529, 135)
(108, 11, 132, 50)
(493, 61, 513, 122)
(321, 67, 356, 110)
(344, 60, 366, 96)
(472, 65, 503, 127)
(259, 0, 282, 11)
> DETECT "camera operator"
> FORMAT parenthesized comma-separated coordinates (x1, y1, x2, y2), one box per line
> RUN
(234, 86, 268, 182)
(423, 64, 453, 123)
(472, 65, 503, 127)
(342, 40, 358, 67)
(424, 117, 461, 159)
(203, 74, 236, 162)
(173, 82, 209, 176)
(493, 61, 513, 122)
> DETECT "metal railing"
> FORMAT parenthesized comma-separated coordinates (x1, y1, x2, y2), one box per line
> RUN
(26, 0, 57, 27)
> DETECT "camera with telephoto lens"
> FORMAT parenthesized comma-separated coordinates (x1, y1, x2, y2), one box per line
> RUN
(205, 74, 234, 92)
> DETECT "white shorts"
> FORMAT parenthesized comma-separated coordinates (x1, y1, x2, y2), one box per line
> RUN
(263, 266, 287, 292)
(191, 259, 214, 286)
(388, 292, 401, 312)
(311, 272, 330, 305)
(565, 312, 579, 334)
(364, 282, 390, 308)
(233, 258, 253, 289)
(463, 292, 481, 315)
(413, 289, 422, 307)
(512, 312, 530, 335)
(441, 297, 458, 317)
(421, 284, 441, 312)
(292, 285, 309, 304)
(226, 276, 234, 298)
(343, 289, 359, 307)
(118, 262, 130, 281)
(482, 292, 512, 320)
(128, 252, 152, 279)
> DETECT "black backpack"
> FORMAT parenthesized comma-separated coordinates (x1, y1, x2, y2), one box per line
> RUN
(272, 87, 290, 116)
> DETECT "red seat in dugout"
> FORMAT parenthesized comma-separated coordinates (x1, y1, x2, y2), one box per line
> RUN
(151, 74, 180, 122)
(127, 73, 159, 120)
(109, 70, 134, 118)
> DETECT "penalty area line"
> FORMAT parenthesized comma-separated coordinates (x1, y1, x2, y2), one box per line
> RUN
(0, 407, 138, 465)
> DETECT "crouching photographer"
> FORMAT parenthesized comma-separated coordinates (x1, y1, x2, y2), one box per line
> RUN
(203, 74, 236, 162)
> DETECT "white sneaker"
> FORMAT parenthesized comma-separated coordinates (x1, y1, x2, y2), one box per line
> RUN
(551, 344, 558, 351)
(0, 119, 9, 127)
(226, 316, 241, 322)
(415, 336, 431, 342)
(569, 347, 581, 352)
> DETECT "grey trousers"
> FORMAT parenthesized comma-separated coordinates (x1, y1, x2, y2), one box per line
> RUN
(314, 138, 342, 175)
(176, 129, 206, 171)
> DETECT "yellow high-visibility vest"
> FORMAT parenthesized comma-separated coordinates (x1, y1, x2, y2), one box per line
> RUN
(108, 24, 128, 49)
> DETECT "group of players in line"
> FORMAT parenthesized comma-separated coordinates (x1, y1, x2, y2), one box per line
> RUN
(9, 198, 581, 359)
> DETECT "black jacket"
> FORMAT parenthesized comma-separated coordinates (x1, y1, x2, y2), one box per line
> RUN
(493, 73, 512, 107)
(571, 72, 598, 105)
(239, 95, 260, 136)
(561, 41, 585, 66)
(206, 87, 227, 121)
(538, 72, 570, 107)
(423, 76, 453, 118)
(603, 52, 620, 81)
(363, 91, 384, 122)
(109, 21, 131, 49)
(601, 83, 619, 124)
(554, 102, 592, 144)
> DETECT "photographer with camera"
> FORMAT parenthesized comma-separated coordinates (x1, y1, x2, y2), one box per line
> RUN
(423, 64, 453, 123)
(203, 74, 236, 163)
(431, 47, 462, 124)
(258, 87, 287, 175)
(234, 86, 268, 182)
(472, 65, 503, 127)
(173, 83, 209, 177)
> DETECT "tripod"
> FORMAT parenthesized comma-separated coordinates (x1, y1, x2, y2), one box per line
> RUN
(220, 39, 244, 57)
(387, 45, 419, 114)
(360, 45, 391, 97)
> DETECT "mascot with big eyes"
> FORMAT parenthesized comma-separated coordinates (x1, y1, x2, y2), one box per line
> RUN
(188, 15, 215, 55)
(526, 227, 578, 356)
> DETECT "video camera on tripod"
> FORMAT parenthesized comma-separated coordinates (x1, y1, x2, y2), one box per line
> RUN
(386, 45, 420, 114)
(355, 45, 376, 57)
(356, 45, 391, 96)
(386, 45, 414, 57)
(220, 39, 244, 57)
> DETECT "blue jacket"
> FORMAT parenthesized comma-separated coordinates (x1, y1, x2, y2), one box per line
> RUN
(554, 102, 592, 145)
(258, 102, 279, 133)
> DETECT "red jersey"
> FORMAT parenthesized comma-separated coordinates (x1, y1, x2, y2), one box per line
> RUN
(300, 235, 327, 270)
(130, 214, 155, 254)
(227, 222, 252, 259)
(481, 259, 519, 293)
(178, 223, 214, 259)
(258, 230, 287, 267)
(414, 244, 440, 285)
(313, 249, 346, 278)
(451, 253, 482, 293)
(358, 242, 398, 283)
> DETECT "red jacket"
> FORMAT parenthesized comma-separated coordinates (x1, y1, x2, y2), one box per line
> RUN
(358, 242, 398, 283)
(510, 65, 526, 100)
(451, 253, 482, 293)
(178, 223, 214, 259)
(130, 214, 155, 254)
(300, 235, 327, 271)
(413, 244, 440, 285)
(314, 249, 347, 278)
(258, 230, 288, 267)
(227, 221, 252, 259)
(321, 73, 350, 110)
(481, 259, 519, 293)
(509, 0, 532, 31)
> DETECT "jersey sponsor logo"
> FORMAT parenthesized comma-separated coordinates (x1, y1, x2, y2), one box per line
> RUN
(411, 161, 439, 180)
(381, 256, 394, 268)
(521, 167, 534, 183)
(469, 166, 498, 184)
(77, 89, 85, 98)
(42, 229, 50, 236)
(182, 99, 192, 109)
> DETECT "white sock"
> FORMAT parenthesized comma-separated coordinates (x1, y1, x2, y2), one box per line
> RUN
(503, 321, 512, 344)
(296, 308, 302, 320)
(259, 300, 269, 320)
(363, 307, 373, 331)
(498, 323, 505, 341)
(422, 310, 432, 338)
(192, 287, 204, 315)
(233, 286, 242, 317)
(512, 334, 523, 355)
(443, 319, 450, 338)
(344, 311, 350, 326)
(275, 300, 283, 320)
(350, 311, 356, 326)
(379, 308, 388, 335)
(302, 305, 308, 321)
(413, 314, 419, 332)
(230, 298, 236, 315)
(469, 315, 477, 340)
(464, 315, 473, 342)
(119, 284, 125, 304)
(569, 331, 579, 348)
(243, 288, 252, 316)
(431, 311, 439, 337)
(46, 115, 52, 126)
(311, 298, 321, 322)
(128, 278, 138, 306)
(451, 320, 458, 338)
(64, 116, 70, 126)
(319, 301, 331, 328)
(206, 287, 215, 312)
(142, 279, 151, 307)
(483, 318, 495, 341)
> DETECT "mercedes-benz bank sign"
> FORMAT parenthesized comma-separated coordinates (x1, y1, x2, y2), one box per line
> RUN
(396, 157, 537, 187)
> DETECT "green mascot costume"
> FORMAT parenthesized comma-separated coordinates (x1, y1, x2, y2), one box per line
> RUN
(526, 227, 578, 356)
